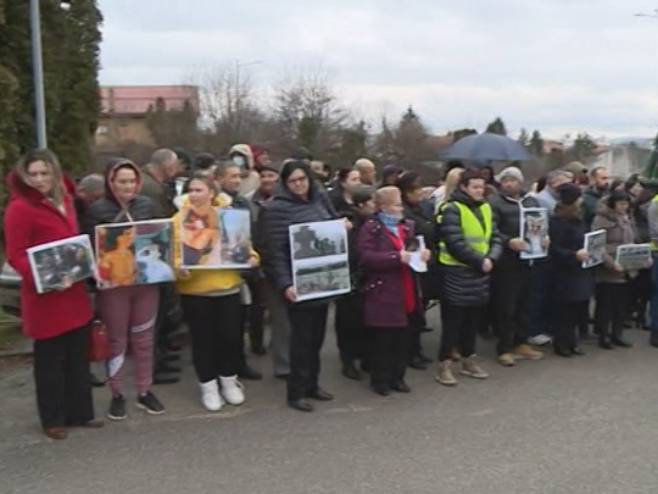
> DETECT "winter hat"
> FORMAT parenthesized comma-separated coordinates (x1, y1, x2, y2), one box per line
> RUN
(556, 182, 582, 205)
(396, 172, 421, 193)
(606, 189, 630, 209)
(352, 186, 375, 206)
(382, 164, 403, 181)
(563, 161, 587, 175)
(496, 166, 524, 183)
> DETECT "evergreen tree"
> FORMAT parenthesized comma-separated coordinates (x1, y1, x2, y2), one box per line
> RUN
(0, 0, 102, 176)
(529, 130, 544, 156)
(644, 131, 658, 179)
(518, 128, 529, 147)
(394, 106, 433, 165)
(485, 117, 507, 136)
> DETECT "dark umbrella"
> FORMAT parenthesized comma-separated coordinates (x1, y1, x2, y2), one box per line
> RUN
(441, 132, 532, 162)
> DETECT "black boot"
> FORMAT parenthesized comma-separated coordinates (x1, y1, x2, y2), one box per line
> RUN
(598, 337, 614, 350)
(650, 333, 658, 348)
(611, 337, 632, 348)
(341, 361, 362, 380)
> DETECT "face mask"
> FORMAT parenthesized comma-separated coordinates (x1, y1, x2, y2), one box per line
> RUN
(232, 155, 246, 169)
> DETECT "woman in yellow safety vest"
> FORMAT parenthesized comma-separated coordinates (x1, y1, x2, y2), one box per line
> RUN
(434, 168, 502, 387)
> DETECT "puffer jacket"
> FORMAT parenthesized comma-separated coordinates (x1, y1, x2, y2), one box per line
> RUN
(490, 192, 540, 267)
(591, 202, 638, 284)
(549, 208, 594, 302)
(437, 189, 503, 307)
(261, 181, 337, 293)
(85, 160, 158, 243)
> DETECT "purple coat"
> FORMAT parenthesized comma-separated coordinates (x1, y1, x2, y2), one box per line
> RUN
(357, 217, 420, 328)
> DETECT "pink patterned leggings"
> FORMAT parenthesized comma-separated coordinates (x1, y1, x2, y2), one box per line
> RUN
(97, 284, 159, 396)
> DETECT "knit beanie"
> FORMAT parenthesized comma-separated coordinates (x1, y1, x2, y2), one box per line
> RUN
(556, 182, 582, 205)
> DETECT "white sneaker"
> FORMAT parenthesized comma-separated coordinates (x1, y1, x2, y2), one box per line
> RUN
(528, 334, 552, 346)
(199, 380, 223, 411)
(219, 375, 245, 405)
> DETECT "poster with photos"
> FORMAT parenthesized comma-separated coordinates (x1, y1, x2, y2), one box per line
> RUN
(615, 243, 651, 271)
(27, 234, 96, 294)
(95, 219, 175, 289)
(519, 207, 549, 260)
(180, 206, 251, 269)
(582, 229, 607, 269)
(289, 219, 351, 302)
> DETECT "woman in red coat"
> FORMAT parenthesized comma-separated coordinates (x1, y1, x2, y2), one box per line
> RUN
(4, 149, 101, 439)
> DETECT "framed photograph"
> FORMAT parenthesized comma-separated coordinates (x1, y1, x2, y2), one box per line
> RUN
(519, 207, 549, 260)
(27, 234, 96, 294)
(95, 219, 176, 289)
(180, 206, 252, 269)
(289, 219, 351, 302)
(582, 229, 607, 269)
(616, 243, 651, 270)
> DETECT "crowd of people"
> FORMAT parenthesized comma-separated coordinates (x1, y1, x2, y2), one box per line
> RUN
(4, 144, 658, 440)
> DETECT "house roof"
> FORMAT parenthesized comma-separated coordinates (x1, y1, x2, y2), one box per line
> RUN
(100, 85, 200, 116)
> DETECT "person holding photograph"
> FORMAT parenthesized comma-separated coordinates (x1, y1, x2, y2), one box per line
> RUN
(329, 168, 368, 380)
(548, 183, 594, 357)
(4, 149, 101, 440)
(435, 169, 503, 386)
(215, 160, 263, 381)
(490, 166, 545, 367)
(173, 174, 259, 411)
(86, 158, 165, 420)
(261, 160, 338, 412)
(397, 172, 436, 370)
(357, 187, 430, 396)
(591, 190, 644, 349)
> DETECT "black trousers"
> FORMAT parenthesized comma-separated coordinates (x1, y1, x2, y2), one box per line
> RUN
(438, 304, 482, 362)
(335, 292, 365, 364)
(631, 269, 650, 324)
(247, 277, 266, 350)
(493, 265, 530, 355)
(370, 327, 410, 387)
(555, 300, 588, 351)
(154, 282, 181, 369)
(287, 304, 328, 401)
(595, 283, 630, 340)
(33, 325, 94, 428)
(181, 294, 242, 382)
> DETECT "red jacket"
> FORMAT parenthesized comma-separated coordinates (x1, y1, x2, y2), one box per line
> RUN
(4, 171, 93, 340)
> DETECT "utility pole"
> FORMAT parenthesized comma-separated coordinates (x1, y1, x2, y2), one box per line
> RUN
(30, 0, 47, 148)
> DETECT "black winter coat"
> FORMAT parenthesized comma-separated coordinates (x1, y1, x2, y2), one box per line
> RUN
(438, 189, 503, 307)
(548, 213, 594, 302)
(490, 193, 539, 267)
(261, 183, 337, 292)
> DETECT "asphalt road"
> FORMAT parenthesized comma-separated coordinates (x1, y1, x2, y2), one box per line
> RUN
(2, 317, 658, 494)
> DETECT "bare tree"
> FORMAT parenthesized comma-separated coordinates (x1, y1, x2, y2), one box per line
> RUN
(272, 66, 349, 158)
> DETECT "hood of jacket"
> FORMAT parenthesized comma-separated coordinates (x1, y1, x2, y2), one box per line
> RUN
(7, 169, 75, 205)
(229, 144, 255, 170)
(103, 159, 143, 204)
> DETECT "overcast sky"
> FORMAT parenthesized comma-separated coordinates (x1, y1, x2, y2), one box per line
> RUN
(98, 0, 658, 139)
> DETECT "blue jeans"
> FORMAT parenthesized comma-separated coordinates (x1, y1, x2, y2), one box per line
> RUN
(650, 254, 658, 333)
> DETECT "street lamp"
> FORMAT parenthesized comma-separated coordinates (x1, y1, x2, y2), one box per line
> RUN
(30, 0, 47, 148)
(29, 1, 72, 149)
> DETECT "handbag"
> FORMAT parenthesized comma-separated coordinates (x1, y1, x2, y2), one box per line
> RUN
(88, 319, 111, 362)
